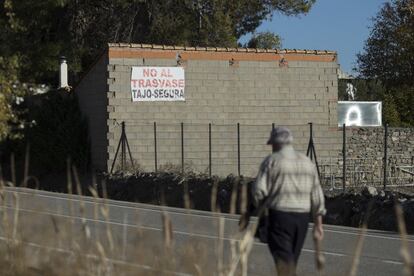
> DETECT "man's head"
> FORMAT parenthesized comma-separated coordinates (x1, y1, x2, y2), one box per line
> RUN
(267, 127, 293, 152)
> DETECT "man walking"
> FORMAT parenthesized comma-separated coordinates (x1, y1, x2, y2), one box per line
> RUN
(251, 127, 325, 275)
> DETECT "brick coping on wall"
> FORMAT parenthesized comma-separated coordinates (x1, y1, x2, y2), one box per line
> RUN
(75, 43, 338, 89)
(107, 43, 337, 63)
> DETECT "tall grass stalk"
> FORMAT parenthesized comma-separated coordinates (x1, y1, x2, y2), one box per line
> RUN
(348, 200, 374, 276)
(89, 184, 111, 275)
(72, 166, 91, 240)
(122, 214, 128, 261)
(10, 153, 16, 188)
(183, 181, 190, 210)
(162, 210, 173, 249)
(240, 183, 250, 276)
(395, 202, 413, 276)
(314, 233, 325, 276)
(2, 166, 414, 275)
(217, 215, 225, 276)
(11, 191, 19, 242)
(210, 179, 218, 213)
(229, 179, 239, 266)
(22, 144, 30, 187)
(100, 181, 114, 252)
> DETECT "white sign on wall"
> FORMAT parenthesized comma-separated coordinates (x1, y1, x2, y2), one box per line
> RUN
(338, 101, 382, 127)
(130, 67, 185, 102)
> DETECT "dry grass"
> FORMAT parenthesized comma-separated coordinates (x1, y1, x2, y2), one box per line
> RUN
(0, 161, 413, 276)
(347, 202, 372, 276)
(0, 164, 249, 276)
(395, 202, 413, 276)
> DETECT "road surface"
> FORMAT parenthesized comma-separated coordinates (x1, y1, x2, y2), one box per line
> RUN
(0, 187, 412, 275)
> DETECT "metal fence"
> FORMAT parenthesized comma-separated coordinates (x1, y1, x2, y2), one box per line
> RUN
(111, 121, 414, 191)
(110, 121, 317, 178)
(319, 124, 414, 191)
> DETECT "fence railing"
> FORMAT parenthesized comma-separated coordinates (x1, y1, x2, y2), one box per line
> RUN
(110, 121, 317, 177)
(110, 121, 413, 191)
(319, 124, 414, 191)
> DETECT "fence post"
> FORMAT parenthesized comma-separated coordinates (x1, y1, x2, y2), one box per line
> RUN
(306, 122, 313, 159)
(271, 123, 275, 154)
(110, 121, 134, 174)
(123, 122, 135, 171)
(154, 122, 158, 173)
(306, 122, 321, 177)
(342, 123, 346, 192)
(121, 122, 126, 171)
(209, 123, 212, 177)
(181, 122, 184, 174)
(383, 123, 388, 190)
(237, 123, 241, 177)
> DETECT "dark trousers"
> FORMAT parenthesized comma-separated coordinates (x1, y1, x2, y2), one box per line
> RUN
(267, 210, 310, 275)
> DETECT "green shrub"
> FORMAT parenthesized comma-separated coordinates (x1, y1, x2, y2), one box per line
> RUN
(23, 91, 90, 174)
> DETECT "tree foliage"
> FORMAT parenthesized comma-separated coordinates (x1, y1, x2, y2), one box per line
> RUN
(1, 0, 74, 84)
(24, 92, 90, 174)
(357, 0, 414, 126)
(1, 0, 315, 84)
(0, 57, 15, 139)
(0, 0, 317, 172)
(0, 56, 24, 139)
(246, 31, 282, 49)
(338, 79, 401, 126)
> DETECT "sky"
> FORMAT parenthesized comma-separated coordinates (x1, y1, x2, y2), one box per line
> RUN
(239, 0, 388, 75)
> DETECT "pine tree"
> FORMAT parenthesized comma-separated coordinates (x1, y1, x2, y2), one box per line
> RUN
(357, 0, 414, 126)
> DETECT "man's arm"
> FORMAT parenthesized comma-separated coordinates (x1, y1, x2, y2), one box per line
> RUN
(313, 214, 324, 241)
(251, 157, 271, 208)
(239, 157, 271, 231)
(311, 166, 326, 241)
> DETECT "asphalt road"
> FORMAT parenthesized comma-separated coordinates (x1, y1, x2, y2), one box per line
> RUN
(0, 187, 413, 275)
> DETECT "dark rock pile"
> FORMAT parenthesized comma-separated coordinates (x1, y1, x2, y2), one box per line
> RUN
(103, 172, 255, 213)
(325, 186, 414, 233)
(104, 173, 414, 233)
(31, 172, 414, 233)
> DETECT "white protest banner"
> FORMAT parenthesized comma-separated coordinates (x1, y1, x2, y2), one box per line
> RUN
(130, 67, 185, 102)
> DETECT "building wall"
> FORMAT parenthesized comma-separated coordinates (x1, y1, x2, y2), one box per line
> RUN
(105, 48, 341, 176)
(75, 54, 109, 171)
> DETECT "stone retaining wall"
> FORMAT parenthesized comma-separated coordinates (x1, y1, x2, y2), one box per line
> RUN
(346, 127, 413, 160)
(319, 127, 414, 188)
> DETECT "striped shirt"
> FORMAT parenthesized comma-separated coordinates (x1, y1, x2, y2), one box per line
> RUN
(251, 145, 326, 216)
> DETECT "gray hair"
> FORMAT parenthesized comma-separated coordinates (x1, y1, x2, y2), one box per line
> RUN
(267, 127, 293, 145)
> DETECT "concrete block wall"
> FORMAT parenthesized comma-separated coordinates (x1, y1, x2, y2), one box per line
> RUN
(102, 45, 341, 176)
